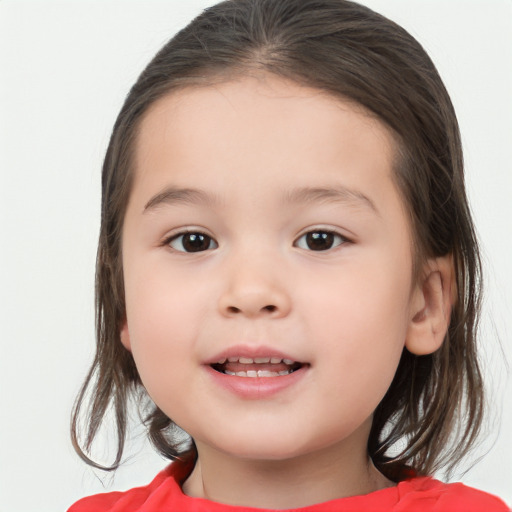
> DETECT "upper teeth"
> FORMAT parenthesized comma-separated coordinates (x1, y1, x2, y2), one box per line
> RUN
(218, 357, 295, 365)
(226, 369, 293, 377)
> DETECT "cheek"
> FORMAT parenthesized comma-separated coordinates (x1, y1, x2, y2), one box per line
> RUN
(299, 258, 410, 396)
(303, 257, 411, 338)
(125, 257, 208, 333)
(122, 266, 208, 384)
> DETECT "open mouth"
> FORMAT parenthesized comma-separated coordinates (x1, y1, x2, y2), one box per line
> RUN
(210, 356, 305, 377)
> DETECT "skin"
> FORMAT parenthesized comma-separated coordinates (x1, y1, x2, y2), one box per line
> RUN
(120, 74, 452, 509)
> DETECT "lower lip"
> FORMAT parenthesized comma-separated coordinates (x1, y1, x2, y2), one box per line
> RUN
(204, 365, 308, 399)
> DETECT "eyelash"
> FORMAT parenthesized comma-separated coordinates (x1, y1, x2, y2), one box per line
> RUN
(163, 229, 349, 253)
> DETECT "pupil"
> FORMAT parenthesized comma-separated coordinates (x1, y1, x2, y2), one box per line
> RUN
(306, 231, 333, 251)
(183, 233, 210, 252)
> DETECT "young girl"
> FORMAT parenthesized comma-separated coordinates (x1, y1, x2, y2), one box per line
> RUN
(69, 0, 509, 510)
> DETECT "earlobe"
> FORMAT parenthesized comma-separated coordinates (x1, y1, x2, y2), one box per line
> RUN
(120, 320, 132, 351)
(405, 255, 454, 356)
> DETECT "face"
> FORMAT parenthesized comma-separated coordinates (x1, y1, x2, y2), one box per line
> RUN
(121, 75, 422, 463)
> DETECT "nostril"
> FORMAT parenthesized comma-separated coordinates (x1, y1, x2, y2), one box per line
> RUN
(227, 306, 241, 314)
(263, 305, 277, 313)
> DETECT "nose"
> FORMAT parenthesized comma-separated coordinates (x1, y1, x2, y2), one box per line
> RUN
(217, 253, 292, 319)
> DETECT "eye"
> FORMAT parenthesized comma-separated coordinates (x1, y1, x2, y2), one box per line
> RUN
(294, 230, 346, 251)
(167, 232, 218, 253)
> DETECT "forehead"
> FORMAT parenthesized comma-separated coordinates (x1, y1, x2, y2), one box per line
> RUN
(132, 74, 401, 213)
(137, 74, 393, 150)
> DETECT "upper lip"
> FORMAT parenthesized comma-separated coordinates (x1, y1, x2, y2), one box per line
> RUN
(205, 345, 304, 365)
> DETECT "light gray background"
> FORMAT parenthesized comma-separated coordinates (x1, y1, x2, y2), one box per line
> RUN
(1, 1, 511, 510)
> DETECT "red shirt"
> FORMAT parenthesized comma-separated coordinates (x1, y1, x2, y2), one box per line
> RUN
(68, 461, 509, 512)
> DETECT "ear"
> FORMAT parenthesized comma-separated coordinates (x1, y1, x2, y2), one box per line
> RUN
(405, 255, 455, 355)
(120, 319, 132, 352)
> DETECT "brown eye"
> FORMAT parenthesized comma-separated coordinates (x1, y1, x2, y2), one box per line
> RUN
(295, 230, 345, 251)
(168, 232, 218, 252)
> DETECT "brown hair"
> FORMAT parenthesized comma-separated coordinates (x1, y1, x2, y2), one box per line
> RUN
(72, 0, 484, 480)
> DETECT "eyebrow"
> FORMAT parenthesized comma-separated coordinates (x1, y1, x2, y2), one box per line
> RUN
(143, 187, 218, 212)
(285, 186, 379, 214)
(143, 184, 378, 214)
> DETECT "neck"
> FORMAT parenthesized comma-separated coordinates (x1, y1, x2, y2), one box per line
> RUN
(182, 431, 393, 509)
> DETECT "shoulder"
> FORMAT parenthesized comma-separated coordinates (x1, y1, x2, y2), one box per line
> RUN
(67, 469, 510, 512)
(396, 477, 510, 512)
(67, 464, 180, 512)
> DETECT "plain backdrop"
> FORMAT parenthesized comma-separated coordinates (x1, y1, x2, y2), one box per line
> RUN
(0, 1, 511, 510)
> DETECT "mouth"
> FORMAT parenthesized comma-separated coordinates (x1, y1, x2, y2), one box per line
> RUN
(210, 356, 306, 377)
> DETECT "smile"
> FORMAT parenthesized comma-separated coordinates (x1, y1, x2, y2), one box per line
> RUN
(210, 356, 305, 378)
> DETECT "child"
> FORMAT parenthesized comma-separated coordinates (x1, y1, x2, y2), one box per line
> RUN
(69, 0, 510, 510)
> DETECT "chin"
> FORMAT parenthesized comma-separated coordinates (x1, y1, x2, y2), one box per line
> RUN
(212, 434, 322, 463)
